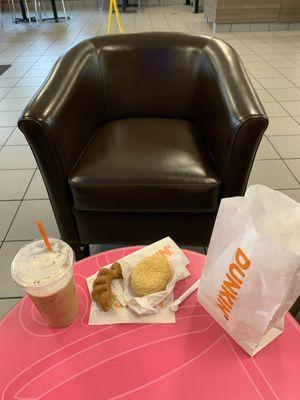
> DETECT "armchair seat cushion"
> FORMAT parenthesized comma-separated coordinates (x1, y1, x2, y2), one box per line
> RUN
(69, 118, 221, 213)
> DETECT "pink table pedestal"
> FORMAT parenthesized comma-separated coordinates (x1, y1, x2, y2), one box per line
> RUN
(0, 246, 299, 400)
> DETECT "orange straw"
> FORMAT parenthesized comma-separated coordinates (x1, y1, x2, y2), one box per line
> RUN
(36, 221, 53, 252)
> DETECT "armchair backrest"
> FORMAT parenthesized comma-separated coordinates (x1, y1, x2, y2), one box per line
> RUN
(87, 34, 267, 196)
(90, 33, 209, 120)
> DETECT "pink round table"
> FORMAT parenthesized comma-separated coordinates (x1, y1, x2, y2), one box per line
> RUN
(0, 247, 299, 400)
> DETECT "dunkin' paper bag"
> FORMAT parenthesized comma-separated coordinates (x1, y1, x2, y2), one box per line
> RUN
(198, 185, 300, 356)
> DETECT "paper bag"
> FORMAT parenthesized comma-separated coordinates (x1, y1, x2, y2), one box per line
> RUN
(198, 185, 300, 356)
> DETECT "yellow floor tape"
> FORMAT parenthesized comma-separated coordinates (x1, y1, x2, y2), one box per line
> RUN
(107, 0, 124, 33)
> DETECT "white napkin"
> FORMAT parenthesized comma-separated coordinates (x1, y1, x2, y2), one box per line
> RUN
(86, 237, 190, 325)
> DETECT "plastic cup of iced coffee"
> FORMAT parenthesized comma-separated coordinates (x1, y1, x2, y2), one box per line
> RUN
(11, 238, 78, 328)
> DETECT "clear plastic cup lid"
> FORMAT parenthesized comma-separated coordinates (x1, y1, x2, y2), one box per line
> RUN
(11, 238, 74, 289)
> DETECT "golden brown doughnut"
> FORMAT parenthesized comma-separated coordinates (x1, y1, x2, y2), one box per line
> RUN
(92, 262, 123, 311)
(131, 255, 172, 297)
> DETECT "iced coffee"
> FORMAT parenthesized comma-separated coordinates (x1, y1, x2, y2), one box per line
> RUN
(11, 239, 78, 328)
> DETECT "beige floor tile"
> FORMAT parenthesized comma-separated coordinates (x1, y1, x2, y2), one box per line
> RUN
(5, 86, 40, 98)
(0, 97, 31, 112)
(0, 56, 16, 64)
(258, 77, 294, 89)
(240, 54, 263, 62)
(250, 79, 263, 90)
(263, 102, 288, 117)
(0, 78, 19, 88)
(15, 77, 46, 87)
(260, 54, 289, 62)
(249, 68, 281, 79)
(268, 60, 299, 69)
(280, 189, 300, 203)
(0, 87, 10, 99)
(0, 127, 14, 145)
(266, 117, 300, 136)
(0, 70, 25, 79)
(290, 77, 300, 87)
(6, 200, 59, 240)
(0, 241, 30, 297)
(255, 137, 279, 160)
(12, 62, 35, 71)
(269, 136, 300, 158)
(287, 54, 300, 63)
(152, 26, 171, 31)
(0, 111, 21, 127)
(134, 28, 154, 33)
(268, 88, 300, 101)
(14, 55, 40, 63)
(0, 170, 34, 200)
(25, 170, 48, 199)
(0, 201, 20, 241)
(244, 61, 270, 70)
(5, 127, 28, 145)
(256, 89, 274, 102)
(294, 117, 300, 124)
(281, 101, 300, 117)
(0, 299, 21, 320)
(23, 69, 51, 79)
(255, 48, 281, 56)
(280, 47, 299, 57)
(0, 146, 36, 169)
(248, 160, 299, 189)
(279, 68, 300, 78)
(285, 159, 300, 182)
(247, 42, 272, 49)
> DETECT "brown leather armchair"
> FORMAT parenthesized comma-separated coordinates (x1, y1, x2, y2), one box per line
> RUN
(18, 32, 268, 259)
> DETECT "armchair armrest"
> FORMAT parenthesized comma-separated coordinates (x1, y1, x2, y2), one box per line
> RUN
(194, 38, 268, 197)
(18, 40, 105, 243)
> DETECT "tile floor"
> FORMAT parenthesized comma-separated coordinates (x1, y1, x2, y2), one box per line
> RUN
(1, 4, 300, 319)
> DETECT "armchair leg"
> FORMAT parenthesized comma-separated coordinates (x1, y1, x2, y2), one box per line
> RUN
(290, 296, 300, 323)
(71, 244, 90, 260)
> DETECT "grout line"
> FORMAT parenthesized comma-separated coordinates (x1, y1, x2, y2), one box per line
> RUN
(282, 159, 300, 185)
(0, 168, 36, 170)
(265, 133, 300, 185)
(3, 144, 29, 146)
(252, 47, 300, 90)
(0, 198, 48, 202)
(255, 157, 280, 161)
(0, 199, 29, 202)
(1, 127, 15, 147)
(0, 125, 19, 128)
(0, 296, 23, 300)
(278, 188, 300, 191)
(264, 136, 282, 159)
(292, 116, 300, 126)
(1, 168, 36, 242)
(22, 197, 49, 201)
(261, 100, 300, 105)
(266, 134, 300, 137)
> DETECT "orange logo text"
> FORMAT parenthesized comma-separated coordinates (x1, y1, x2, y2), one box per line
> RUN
(154, 245, 173, 258)
(217, 248, 251, 320)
